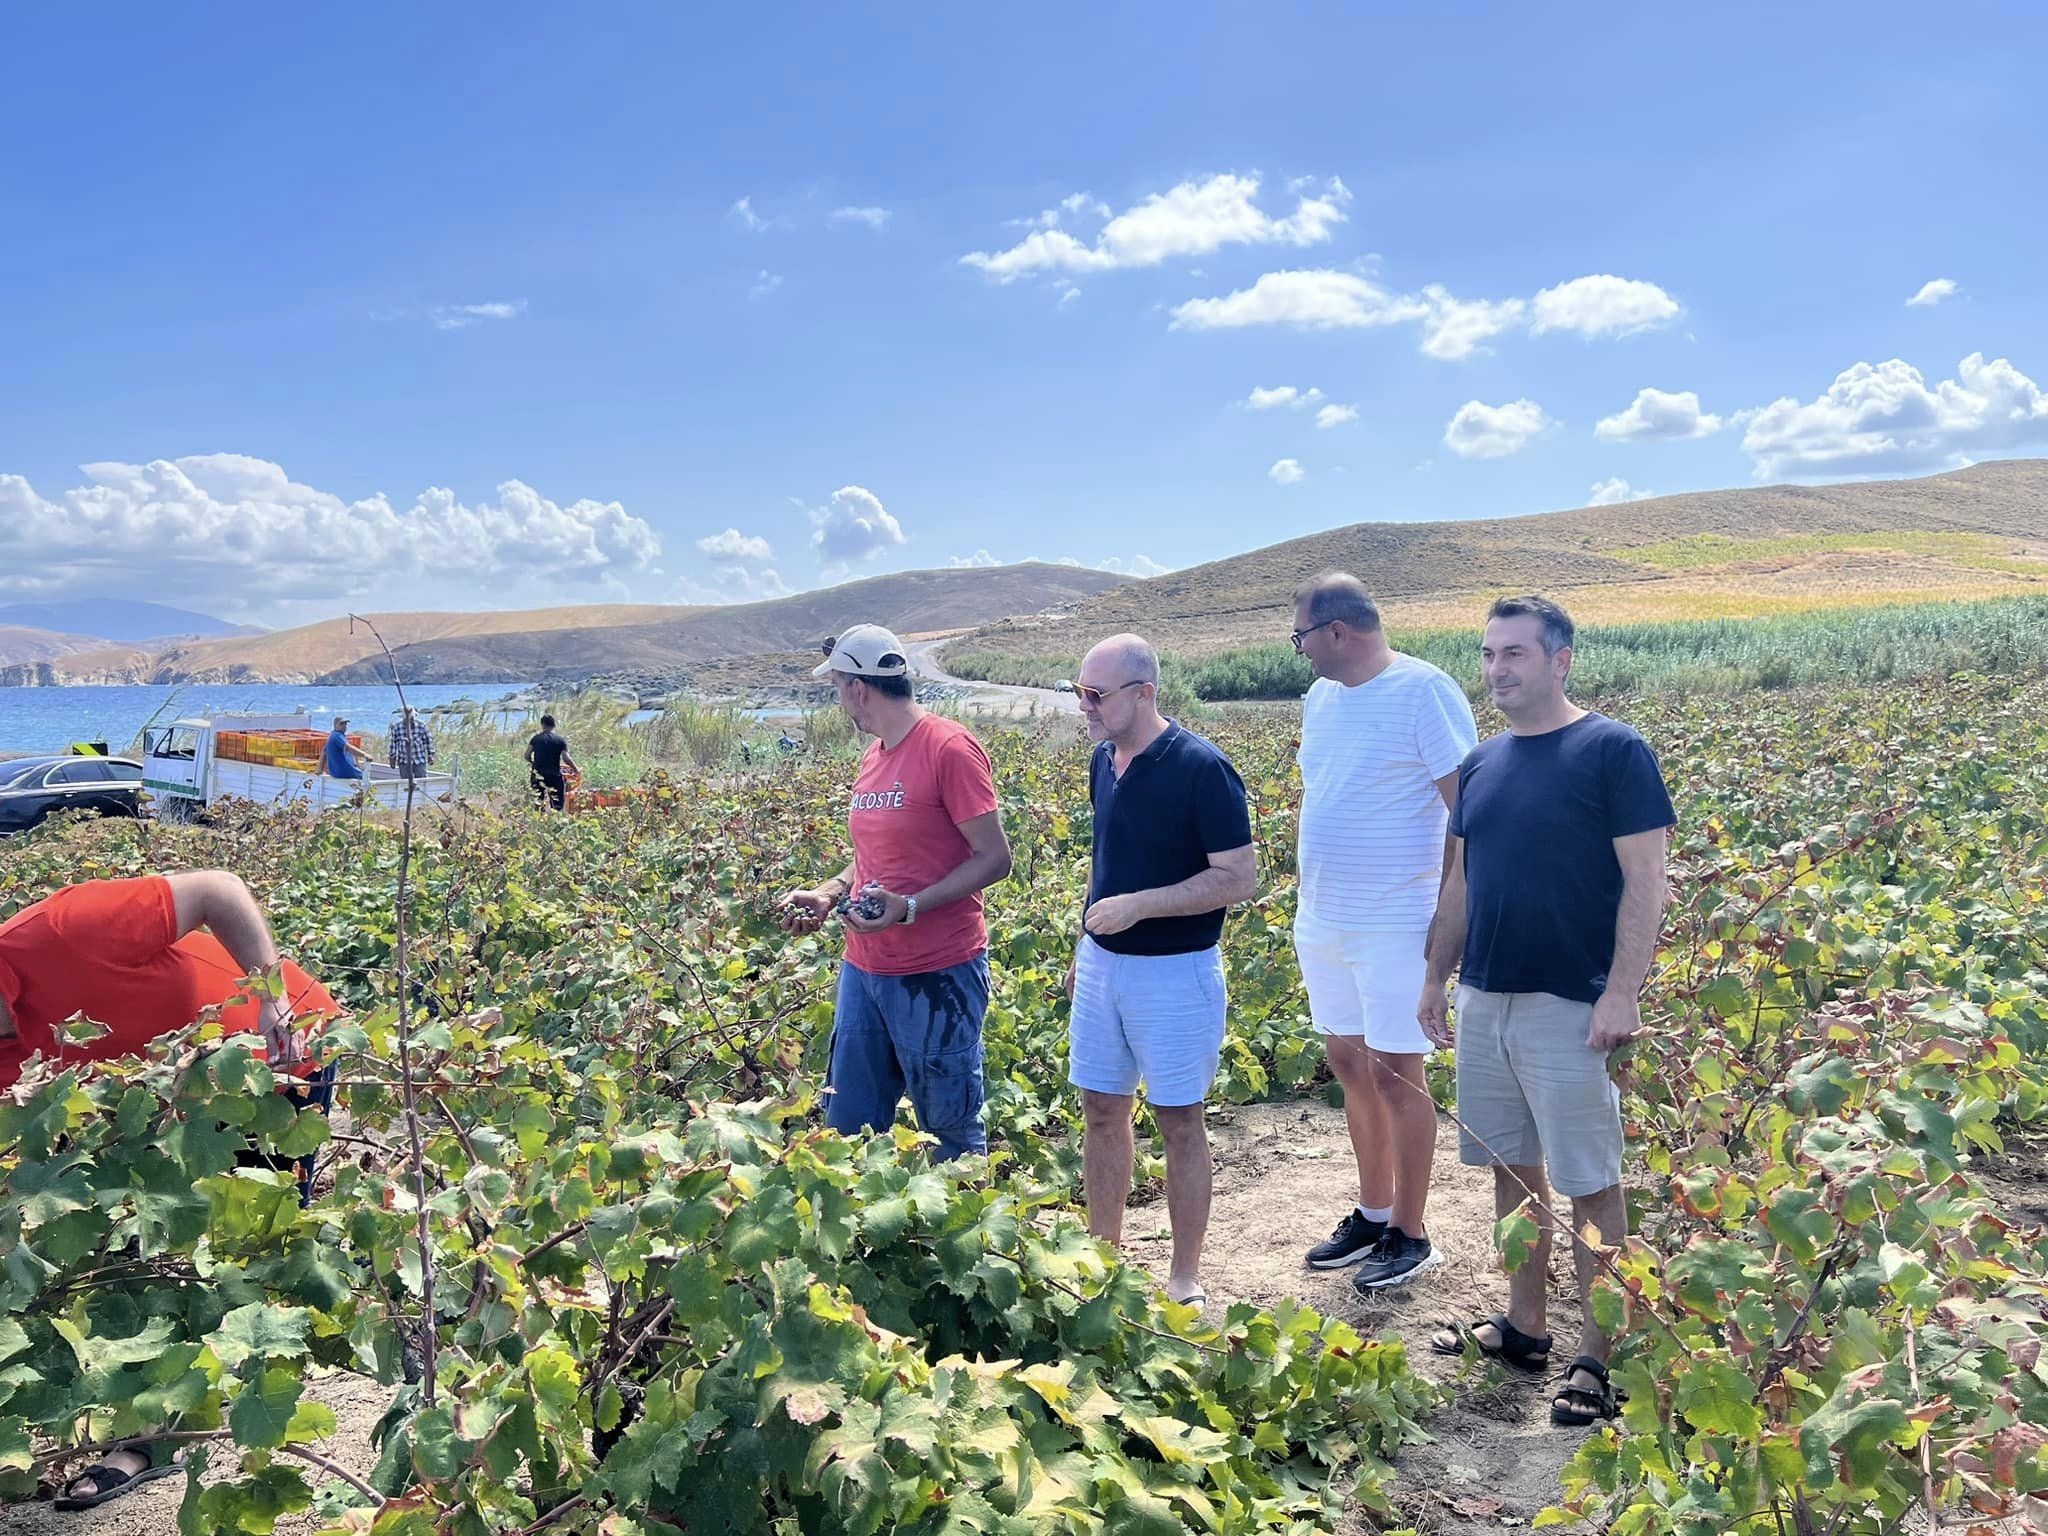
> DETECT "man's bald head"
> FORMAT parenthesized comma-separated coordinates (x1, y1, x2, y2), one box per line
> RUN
(1081, 633, 1161, 687)
(1292, 572, 1381, 632)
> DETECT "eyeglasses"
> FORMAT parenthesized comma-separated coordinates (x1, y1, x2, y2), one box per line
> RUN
(1290, 620, 1337, 650)
(1060, 679, 1148, 707)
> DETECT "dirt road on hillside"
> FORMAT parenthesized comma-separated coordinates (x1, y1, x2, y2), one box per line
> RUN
(907, 636, 1079, 719)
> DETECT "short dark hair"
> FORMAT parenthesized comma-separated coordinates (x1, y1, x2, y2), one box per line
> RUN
(856, 673, 914, 701)
(1293, 571, 1382, 632)
(1486, 594, 1575, 656)
(540, 713, 557, 729)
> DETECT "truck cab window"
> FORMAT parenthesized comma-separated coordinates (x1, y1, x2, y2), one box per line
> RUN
(152, 728, 200, 761)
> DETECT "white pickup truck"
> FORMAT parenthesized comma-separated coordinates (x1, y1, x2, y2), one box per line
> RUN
(142, 713, 457, 819)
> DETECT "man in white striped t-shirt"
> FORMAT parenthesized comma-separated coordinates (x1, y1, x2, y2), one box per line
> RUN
(1291, 572, 1477, 1291)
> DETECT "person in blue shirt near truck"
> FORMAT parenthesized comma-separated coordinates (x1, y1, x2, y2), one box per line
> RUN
(1064, 633, 1256, 1313)
(323, 717, 367, 780)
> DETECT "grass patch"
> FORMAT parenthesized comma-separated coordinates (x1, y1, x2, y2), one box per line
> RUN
(949, 594, 2048, 702)
(1611, 528, 2048, 572)
(376, 696, 867, 793)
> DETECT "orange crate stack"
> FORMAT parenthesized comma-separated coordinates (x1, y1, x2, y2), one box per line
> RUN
(224, 728, 358, 771)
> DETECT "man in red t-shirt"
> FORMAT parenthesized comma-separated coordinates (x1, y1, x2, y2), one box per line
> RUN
(778, 625, 1012, 1158)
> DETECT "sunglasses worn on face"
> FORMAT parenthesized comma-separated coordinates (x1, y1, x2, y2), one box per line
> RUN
(1291, 619, 1336, 650)
(1067, 679, 1148, 707)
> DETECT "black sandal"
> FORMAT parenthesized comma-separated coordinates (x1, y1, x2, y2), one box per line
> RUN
(1550, 1355, 1624, 1426)
(1429, 1313, 1552, 1373)
(52, 1453, 182, 1510)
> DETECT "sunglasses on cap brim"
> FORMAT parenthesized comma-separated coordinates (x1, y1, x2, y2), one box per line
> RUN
(821, 636, 905, 674)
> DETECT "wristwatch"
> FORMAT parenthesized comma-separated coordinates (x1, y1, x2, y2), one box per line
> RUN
(902, 895, 919, 926)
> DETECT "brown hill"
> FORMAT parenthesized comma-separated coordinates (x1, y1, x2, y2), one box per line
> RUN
(0, 625, 109, 668)
(316, 563, 1129, 685)
(963, 460, 2048, 659)
(29, 604, 692, 685)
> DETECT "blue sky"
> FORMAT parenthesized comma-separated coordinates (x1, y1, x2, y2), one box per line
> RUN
(3, 4, 2044, 624)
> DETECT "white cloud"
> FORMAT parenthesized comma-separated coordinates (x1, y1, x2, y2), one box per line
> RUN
(1529, 275, 1682, 337)
(1096, 554, 1172, 578)
(808, 485, 907, 563)
(1444, 398, 1552, 459)
(1588, 477, 1654, 506)
(1245, 384, 1325, 410)
(750, 270, 783, 299)
(675, 563, 792, 604)
(696, 528, 775, 562)
(830, 206, 892, 230)
(1316, 403, 1358, 429)
(1594, 387, 1725, 442)
(962, 173, 1350, 283)
(1055, 555, 1173, 578)
(1742, 352, 2048, 479)
(958, 549, 1170, 578)
(1004, 193, 1111, 233)
(0, 454, 661, 604)
(1173, 269, 1428, 331)
(1907, 278, 1959, 308)
(731, 196, 790, 233)
(432, 299, 528, 331)
(1418, 286, 1527, 360)
(1268, 458, 1305, 485)
(1176, 270, 1677, 353)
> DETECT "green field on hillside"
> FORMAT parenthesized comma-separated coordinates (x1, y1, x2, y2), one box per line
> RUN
(948, 593, 2048, 703)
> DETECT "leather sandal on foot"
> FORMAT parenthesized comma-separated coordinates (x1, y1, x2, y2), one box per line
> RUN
(53, 1456, 182, 1510)
(1429, 1313, 1552, 1372)
(1550, 1355, 1624, 1426)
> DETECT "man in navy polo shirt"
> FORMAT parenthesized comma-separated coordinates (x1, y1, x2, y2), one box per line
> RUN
(1064, 633, 1256, 1311)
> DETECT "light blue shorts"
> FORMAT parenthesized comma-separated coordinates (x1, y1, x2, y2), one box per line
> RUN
(1067, 936, 1228, 1107)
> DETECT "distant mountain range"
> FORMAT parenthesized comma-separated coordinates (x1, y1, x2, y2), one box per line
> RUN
(0, 564, 1128, 687)
(0, 600, 256, 644)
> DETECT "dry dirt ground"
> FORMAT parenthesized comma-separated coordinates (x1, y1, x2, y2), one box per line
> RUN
(1125, 1102, 1599, 1535)
(17, 1105, 2045, 1536)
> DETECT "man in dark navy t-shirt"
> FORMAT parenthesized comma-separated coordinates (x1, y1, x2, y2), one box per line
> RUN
(1064, 633, 1255, 1313)
(1418, 595, 1673, 1430)
(525, 715, 577, 810)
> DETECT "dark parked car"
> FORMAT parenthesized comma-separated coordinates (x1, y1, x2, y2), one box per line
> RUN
(0, 755, 146, 834)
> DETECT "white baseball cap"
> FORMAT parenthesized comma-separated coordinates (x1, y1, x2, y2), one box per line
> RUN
(813, 624, 910, 678)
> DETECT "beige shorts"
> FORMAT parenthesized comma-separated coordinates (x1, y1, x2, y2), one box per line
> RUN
(1454, 986, 1623, 1198)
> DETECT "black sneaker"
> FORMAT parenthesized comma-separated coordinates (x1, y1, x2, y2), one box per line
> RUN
(1351, 1228, 1443, 1291)
(1306, 1208, 1388, 1269)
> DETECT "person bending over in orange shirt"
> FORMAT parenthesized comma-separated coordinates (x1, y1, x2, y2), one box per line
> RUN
(0, 871, 343, 1510)
(0, 871, 338, 1086)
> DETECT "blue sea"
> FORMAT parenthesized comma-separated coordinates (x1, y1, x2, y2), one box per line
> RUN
(0, 684, 531, 754)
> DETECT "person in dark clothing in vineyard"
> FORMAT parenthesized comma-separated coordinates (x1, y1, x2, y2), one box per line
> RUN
(526, 714, 578, 809)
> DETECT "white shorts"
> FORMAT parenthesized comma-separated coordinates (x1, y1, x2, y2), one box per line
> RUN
(1294, 920, 1432, 1055)
(1067, 936, 1228, 1107)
